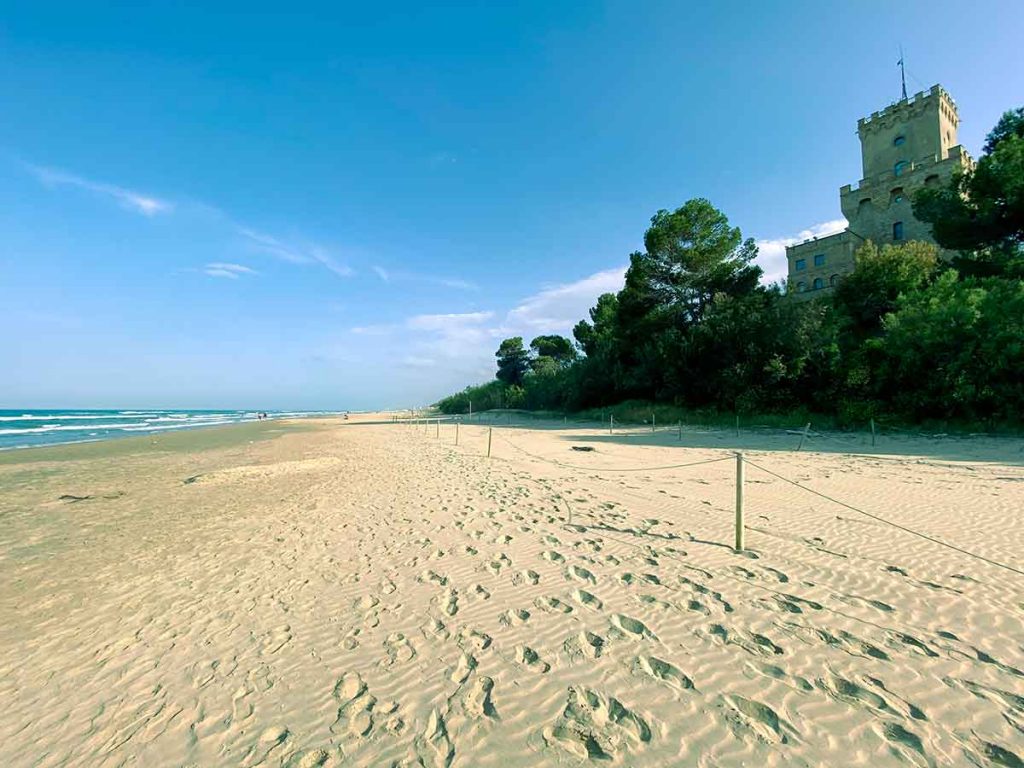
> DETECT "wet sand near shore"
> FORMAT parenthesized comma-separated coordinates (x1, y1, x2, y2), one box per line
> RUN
(1, 416, 1022, 766)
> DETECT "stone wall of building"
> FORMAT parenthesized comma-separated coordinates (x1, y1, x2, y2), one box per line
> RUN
(786, 230, 861, 301)
(785, 84, 973, 297)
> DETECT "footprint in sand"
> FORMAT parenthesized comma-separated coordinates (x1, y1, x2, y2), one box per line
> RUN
(564, 631, 606, 661)
(498, 608, 531, 627)
(424, 617, 449, 640)
(720, 694, 797, 745)
(382, 632, 416, 666)
(450, 652, 478, 684)
(566, 565, 596, 585)
(418, 570, 449, 587)
(635, 655, 694, 692)
(610, 614, 656, 640)
(542, 551, 566, 564)
(511, 569, 541, 586)
(705, 624, 783, 657)
(438, 588, 459, 617)
(743, 661, 813, 692)
(636, 594, 673, 611)
(515, 644, 551, 673)
(678, 576, 733, 613)
(535, 596, 573, 614)
(470, 584, 491, 600)
(758, 593, 822, 615)
(332, 672, 377, 737)
(572, 589, 603, 611)
(462, 676, 498, 719)
(415, 708, 454, 768)
(774, 621, 887, 661)
(876, 722, 929, 764)
(542, 686, 652, 761)
(457, 627, 492, 652)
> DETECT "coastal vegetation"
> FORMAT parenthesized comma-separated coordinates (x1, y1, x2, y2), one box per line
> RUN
(437, 107, 1024, 429)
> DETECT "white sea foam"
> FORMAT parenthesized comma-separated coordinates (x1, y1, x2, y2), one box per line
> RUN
(122, 420, 236, 432)
(0, 422, 147, 435)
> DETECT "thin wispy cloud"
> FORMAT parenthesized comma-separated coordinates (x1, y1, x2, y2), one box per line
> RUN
(756, 219, 848, 285)
(237, 227, 354, 278)
(28, 164, 172, 216)
(370, 267, 477, 291)
(203, 262, 257, 279)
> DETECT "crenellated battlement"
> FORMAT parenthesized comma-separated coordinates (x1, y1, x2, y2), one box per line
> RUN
(857, 84, 958, 136)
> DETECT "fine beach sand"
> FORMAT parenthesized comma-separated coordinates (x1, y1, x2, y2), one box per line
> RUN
(1, 415, 1023, 767)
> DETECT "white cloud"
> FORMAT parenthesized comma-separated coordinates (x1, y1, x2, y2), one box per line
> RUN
(756, 219, 848, 285)
(237, 228, 354, 278)
(407, 311, 494, 332)
(309, 245, 355, 278)
(373, 268, 477, 291)
(503, 267, 626, 335)
(203, 262, 257, 279)
(391, 267, 627, 376)
(28, 165, 172, 216)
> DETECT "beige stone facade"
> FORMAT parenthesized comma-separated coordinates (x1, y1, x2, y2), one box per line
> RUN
(787, 85, 973, 300)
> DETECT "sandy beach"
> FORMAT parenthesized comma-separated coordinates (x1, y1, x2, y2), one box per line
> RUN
(1, 415, 1022, 767)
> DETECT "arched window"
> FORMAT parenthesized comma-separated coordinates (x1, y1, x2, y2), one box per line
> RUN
(890, 187, 904, 203)
(829, 274, 839, 287)
(925, 174, 940, 187)
(858, 197, 872, 212)
(893, 135, 906, 146)
(894, 161, 909, 177)
(893, 221, 904, 241)
(812, 277, 824, 290)
(796, 281, 806, 293)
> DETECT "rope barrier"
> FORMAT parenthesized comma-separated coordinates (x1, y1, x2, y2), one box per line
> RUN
(497, 430, 734, 473)
(744, 458, 1024, 578)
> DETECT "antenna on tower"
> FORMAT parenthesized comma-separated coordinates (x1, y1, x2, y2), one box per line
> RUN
(897, 46, 908, 100)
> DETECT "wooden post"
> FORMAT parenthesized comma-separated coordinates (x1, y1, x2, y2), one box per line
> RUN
(735, 413, 740, 438)
(797, 422, 811, 451)
(609, 414, 614, 434)
(678, 420, 682, 441)
(487, 428, 493, 458)
(436, 419, 440, 438)
(652, 412, 656, 433)
(469, 400, 472, 420)
(456, 421, 460, 445)
(870, 418, 876, 447)
(735, 452, 745, 552)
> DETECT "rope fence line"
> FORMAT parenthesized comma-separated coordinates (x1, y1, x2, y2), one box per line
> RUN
(496, 430, 735, 474)
(743, 458, 1024, 578)
(397, 415, 1023, 579)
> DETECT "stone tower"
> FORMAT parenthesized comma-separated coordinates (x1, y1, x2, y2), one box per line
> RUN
(786, 85, 973, 299)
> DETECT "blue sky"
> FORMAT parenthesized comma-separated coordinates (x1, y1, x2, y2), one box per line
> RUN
(2, 1, 1022, 410)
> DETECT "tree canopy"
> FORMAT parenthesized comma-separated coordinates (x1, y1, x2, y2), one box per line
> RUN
(438, 106, 1024, 429)
(914, 104, 1024, 276)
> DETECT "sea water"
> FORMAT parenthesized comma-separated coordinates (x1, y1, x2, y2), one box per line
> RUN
(0, 409, 327, 450)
